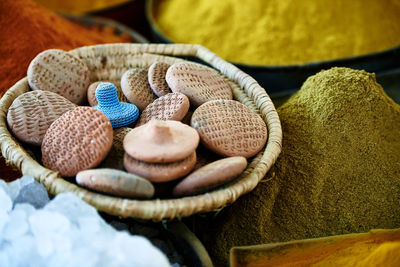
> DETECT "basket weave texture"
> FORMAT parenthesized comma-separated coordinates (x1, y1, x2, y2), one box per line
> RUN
(0, 44, 282, 221)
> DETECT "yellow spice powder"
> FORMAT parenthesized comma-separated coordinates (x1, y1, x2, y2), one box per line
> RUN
(313, 241, 400, 267)
(356, 242, 400, 267)
(155, 0, 400, 65)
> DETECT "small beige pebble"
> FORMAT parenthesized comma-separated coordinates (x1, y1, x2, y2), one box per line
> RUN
(124, 152, 197, 183)
(166, 62, 232, 106)
(27, 49, 90, 105)
(136, 92, 190, 127)
(121, 68, 156, 110)
(173, 156, 247, 197)
(7, 90, 76, 146)
(76, 168, 154, 199)
(148, 62, 172, 97)
(191, 100, 268, 158)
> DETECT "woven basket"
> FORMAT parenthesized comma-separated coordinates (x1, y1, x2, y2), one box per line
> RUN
(0, 44, 282, 221)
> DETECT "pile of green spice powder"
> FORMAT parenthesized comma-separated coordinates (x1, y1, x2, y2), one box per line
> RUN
(195, 67, 400, 266)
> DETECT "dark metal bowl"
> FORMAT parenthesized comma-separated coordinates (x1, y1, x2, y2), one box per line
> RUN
(146, 0, 400, 100)
(64, 14, 149, 43)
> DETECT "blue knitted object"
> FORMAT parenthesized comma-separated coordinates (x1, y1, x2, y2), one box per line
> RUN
(93, 82, 139, 128)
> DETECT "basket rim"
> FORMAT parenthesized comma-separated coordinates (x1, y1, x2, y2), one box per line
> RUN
(0, 43, 282, 221)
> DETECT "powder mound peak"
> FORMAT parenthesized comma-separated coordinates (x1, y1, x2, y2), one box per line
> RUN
(294, 67, 399, 124)
(301, 67, 379, 101)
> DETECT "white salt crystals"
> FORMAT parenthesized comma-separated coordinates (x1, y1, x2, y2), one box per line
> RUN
(0, 182, 12, 213)
(3, 209, 29, 241)
(0, 176, 171, 267)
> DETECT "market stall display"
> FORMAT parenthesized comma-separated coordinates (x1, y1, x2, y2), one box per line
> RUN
(1, 0, 399, 266)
